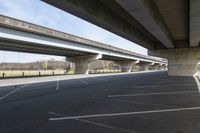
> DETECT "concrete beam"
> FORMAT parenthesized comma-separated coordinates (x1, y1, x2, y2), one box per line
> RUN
(190, 0, 200, 47)
(115, 60, 139, 72)
(116, 0, 174, 48)
(149, 48, 200, 76)
(69, 54, 102, 74)
(42, 0, 162, 49)
(0, 23, 166, 64)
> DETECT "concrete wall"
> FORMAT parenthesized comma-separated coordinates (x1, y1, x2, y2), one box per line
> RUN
(149, 48, 200, 76)
(0, 70, 67, 77)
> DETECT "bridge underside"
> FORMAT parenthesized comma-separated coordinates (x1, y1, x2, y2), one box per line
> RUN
(42, 0, 200, 76)
(0, 16, 166, 75)
(0, 39, 90, 57)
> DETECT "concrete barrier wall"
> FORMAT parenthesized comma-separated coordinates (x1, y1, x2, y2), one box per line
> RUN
(90, 69, 121, 74)
(0, 70, 67, 78)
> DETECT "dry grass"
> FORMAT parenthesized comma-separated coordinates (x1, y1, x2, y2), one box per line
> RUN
(0, 70, 69, 77)
(0, 69, 122, 78)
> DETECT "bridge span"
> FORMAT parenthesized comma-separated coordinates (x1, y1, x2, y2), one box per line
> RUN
(42, 0, 200, 76)
(0, 15, 166, 74)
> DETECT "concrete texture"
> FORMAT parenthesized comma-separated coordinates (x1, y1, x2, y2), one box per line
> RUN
(190, 0, 200, 47)
(0, 15, 167, 75)
(5, 0, 200, 76)
(42, 0, 200, 76)
(70, 54, 102, 74)
(155, 0, 188, 45)
(149, 48, 200, 76)
(42, 0, 161, 49)
(0, 15, 116, 52)
(42, 0, 190, 49)
(1, 71, 200, 133)
(151, 64, 161, 70)
(116, 0, 174, 48)
(150, 63, 167, 71)
(137, 62, 155, 71)
(0, 14, 149, 57)
(0, 15, 166, 64)
(115, 60, 139, 72)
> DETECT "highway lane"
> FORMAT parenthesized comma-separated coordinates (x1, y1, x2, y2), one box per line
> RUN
(1, 71, 200, 133)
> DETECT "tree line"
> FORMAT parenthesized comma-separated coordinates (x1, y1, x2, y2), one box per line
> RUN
(0, 60, 120, 71)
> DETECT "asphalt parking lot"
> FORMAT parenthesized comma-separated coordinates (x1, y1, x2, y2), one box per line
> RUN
(0, 71, 200, 133)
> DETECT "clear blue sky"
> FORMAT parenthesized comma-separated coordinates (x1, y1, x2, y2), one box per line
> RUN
(0, 0, 147, 63)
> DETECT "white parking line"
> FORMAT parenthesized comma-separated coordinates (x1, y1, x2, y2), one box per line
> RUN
(0, 84, 28, 101)
(78, 79, 89, 85)
(76, 119, 136, 133)
(133, 84, 196, 88)
(50, 106, 200, 121)
(48, 112, 63, 117)
(107, 90, 199, 97)
(56, 79, 59, 90)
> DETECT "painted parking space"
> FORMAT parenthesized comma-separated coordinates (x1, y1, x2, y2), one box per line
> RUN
(1, 71, 200, 133)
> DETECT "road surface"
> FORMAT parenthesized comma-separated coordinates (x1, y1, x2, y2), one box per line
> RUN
(0, 71, 200, 133)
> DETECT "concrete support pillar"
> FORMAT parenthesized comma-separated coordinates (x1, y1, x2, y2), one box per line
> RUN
(138, 62, 154, 71)
(149, 48, 200, 76)
(141, 65, 149, 71)
(115, 60, 139, 72)
(151, 63, 164, 70)
(163, 64, 168, 70)
(152, 64, 159, 70)
(158, 66, 163, 70)
(158, 64, 168, 70)
(69, 54, 102, 74)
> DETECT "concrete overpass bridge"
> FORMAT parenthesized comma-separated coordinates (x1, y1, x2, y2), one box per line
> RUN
(0, 15, 166, 74)
(42, 0, 198, 76)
